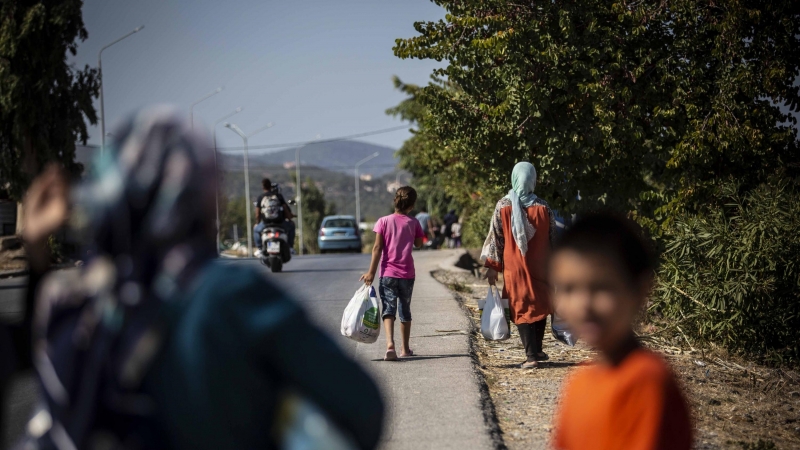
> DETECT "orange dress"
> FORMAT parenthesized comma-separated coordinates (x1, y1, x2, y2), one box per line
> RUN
(482, 198, 553, 324)
(553, 348, 693, 450)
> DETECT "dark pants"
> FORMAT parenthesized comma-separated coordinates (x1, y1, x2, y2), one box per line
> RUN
(516, 318, 547, 361)
(254, 219, 296, 249)
(379, 277, 415, 322)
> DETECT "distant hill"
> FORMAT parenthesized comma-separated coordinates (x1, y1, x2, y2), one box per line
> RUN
(218, 140, 398, 177)
(219, 164, 411, 223)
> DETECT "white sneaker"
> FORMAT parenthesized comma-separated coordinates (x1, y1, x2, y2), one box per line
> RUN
(254, 249, 263, 258)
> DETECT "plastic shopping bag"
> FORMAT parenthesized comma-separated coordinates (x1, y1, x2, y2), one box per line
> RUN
(478, 287, 511, 331)
(481, 286, 510, 340)
(551, 313, 577, 346)
(274, 391, 359, 450)
(341, 284, 381, 343)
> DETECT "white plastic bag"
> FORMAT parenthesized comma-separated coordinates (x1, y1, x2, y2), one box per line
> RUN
(481, 286, 510, 340)
(341, 284, 381, 343)
(274, 391, 359, 450)
(478, 286, 510, 330)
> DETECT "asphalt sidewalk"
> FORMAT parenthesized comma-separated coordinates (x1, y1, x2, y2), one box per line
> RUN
(352, 250, 493, 450)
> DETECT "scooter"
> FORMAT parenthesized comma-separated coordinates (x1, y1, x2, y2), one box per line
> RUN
(260, 225, 292, 272)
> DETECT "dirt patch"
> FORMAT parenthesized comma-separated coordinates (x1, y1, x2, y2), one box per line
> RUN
(434, 257, 800, 450)
(432, 268, 589, 450)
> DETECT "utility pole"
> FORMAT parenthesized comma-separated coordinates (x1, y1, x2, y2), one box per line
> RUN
(190, 87, 223, 129)
(99, 25, 144, 155)
(355, 152, 379, 227)
(224, 122, 274, 257)
(294, 134, 321, 255)
(211, 107, 243, 254)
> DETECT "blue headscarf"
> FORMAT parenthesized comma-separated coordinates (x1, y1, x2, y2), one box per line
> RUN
(503, 162, 538, 256)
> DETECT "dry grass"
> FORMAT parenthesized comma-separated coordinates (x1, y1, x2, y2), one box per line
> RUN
(434, 265, 800, 450)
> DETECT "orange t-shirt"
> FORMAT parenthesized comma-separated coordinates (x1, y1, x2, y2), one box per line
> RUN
(553, 348, 693, 450)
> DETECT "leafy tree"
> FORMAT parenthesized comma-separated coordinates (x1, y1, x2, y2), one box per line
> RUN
(654, 178, 800, 365)
(393, 0, 800, 230)
(219, 194, 247, 244)
(386, 78, 461, 205)
(295, 175, 336, 254)
(0, 0, 99, 200)
(393, 1, 800, 364)
(387, 77, 487, 246)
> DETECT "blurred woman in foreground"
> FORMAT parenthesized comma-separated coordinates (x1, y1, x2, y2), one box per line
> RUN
(18, 107, 384, 449)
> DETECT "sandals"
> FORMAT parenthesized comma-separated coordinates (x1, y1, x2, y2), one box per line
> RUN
(535, 352, 550, 361)
(520, 360, 539, 369)
(384, 350, 399, 361)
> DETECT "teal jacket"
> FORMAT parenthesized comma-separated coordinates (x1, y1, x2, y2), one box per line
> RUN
(144, 262, 384, 449)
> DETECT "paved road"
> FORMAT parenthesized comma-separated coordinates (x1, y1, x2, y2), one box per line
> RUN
(1, 252, 492, 449)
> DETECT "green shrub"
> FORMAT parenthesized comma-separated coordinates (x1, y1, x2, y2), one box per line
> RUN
(653, 178, 800, 365)
(361, 228, 375, 254)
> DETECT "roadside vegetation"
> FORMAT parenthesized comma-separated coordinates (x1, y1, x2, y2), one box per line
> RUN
(435, 254, 800, 450)
(391, 0, 800, 367)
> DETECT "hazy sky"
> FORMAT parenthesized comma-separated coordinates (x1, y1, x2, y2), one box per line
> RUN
(72, 0, 445, 152)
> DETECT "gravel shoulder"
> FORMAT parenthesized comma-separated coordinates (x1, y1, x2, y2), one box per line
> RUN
(433, 251, 800, 450)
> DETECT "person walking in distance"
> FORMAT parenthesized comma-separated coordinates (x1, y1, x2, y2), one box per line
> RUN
(415, 207, 433, 244)
(482, 162, 555, 369)
(254, 177, 295, 256)
(443, 209, 459, 248)
(450, 218, 463, 248)
(361, 187, 425, 361)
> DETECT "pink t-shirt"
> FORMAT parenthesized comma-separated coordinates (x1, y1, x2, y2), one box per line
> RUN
(374, 213, 425, 279)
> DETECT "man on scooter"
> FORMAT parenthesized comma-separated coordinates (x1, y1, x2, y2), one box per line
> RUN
(254, 178, 296, 256)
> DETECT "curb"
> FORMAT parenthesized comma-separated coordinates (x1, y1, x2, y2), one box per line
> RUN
(0, 268, 28, 278)
(0, 262, 84, 279)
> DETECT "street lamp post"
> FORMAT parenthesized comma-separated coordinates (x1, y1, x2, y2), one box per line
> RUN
(294, 134, 321, 255)
(224, 121, 274, 257)
(212, 107, 243, 254)
(190, 87, 223, 129)
(99, 25, 144, 155)
(355, 152, 379, 228)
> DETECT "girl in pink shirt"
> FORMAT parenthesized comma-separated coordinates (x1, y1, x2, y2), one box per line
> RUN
(361, 186, 425, 361)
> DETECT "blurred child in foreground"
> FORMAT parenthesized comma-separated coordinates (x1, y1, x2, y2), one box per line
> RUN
(549, 212, 692, 450)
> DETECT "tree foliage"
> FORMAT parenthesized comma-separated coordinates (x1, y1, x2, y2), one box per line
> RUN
(0, 0, 99, 200)
(295, 175, 336, 254)
(654, 179, 800, 365)
(393, 0, 800, 230)
(388, 80, 469, 215)
(392, 1, 800, 363)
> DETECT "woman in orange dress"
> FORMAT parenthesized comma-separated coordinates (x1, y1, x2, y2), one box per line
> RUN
(482, 162, 556, 369)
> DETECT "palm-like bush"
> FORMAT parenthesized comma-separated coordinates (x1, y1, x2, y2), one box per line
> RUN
(654, 179, 800, 365)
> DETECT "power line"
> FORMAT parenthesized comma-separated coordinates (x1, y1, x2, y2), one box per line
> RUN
(220, 163, 402, 169)
(80, 124, 410, 151)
